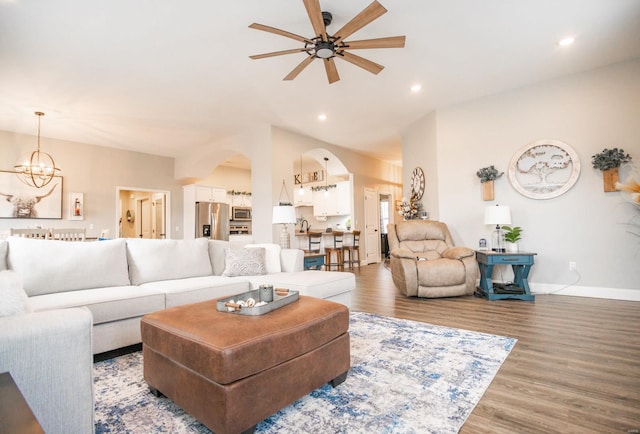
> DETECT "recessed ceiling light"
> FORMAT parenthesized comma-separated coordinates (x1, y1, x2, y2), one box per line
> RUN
(410, 84, 422, 92)
(318, 114, 327, 121)
(558, 36, 575, 47)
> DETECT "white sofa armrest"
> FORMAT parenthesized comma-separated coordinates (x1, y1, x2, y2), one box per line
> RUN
(281, 248, 304, 272)
(0, 308, 94, 434)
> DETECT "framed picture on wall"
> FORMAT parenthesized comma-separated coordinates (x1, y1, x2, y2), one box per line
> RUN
(69, 192, 84, 220)
(508, 139, 581, 200)
(0, 171, 63, 219)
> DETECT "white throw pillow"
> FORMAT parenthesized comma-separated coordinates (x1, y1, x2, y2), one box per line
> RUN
(222, 247, 267, 277)
(244, 243, 282, 274)
(0, 270, 32, 317)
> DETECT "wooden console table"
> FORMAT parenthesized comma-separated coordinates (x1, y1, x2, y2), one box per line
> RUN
(0, 372, 44, 434)
(475, 251, 536, 301)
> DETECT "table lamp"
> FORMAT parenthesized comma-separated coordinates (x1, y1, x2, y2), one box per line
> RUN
(272, 205, 297, 249)
(484, 204, 511, 252)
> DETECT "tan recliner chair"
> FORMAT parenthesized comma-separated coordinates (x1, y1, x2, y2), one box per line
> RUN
(387, 220, 478, 298)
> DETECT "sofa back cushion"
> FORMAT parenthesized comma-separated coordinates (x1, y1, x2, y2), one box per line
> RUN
(244, 243, 282, 273)
(7, 237, 130, 296)
(208, 240, 229, 276)
(392, 221, 455, 256)
(0, 241, 7, 271)
(126, 238, 212, 285)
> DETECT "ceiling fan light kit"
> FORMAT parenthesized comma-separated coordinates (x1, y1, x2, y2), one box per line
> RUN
(249, 0, 406, 84)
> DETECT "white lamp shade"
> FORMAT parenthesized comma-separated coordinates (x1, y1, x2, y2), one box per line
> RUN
(272, 205, 297, 224)
(484, 205, 511, 225)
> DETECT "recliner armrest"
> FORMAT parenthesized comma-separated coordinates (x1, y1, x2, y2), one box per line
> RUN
(389, 248, 419, 260)
(442, 246, 475, 260)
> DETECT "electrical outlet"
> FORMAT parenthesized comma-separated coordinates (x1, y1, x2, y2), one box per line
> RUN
(569, 261, 577, 271)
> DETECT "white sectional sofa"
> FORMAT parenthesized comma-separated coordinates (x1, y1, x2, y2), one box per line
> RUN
(0, 236, 354, 433)
(1, 236, 355, 355)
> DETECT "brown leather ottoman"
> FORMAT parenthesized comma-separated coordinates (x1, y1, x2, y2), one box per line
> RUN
(140, 296, 350, 434)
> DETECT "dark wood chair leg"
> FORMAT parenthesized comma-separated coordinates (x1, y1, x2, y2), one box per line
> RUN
(241, 424, 257, 434)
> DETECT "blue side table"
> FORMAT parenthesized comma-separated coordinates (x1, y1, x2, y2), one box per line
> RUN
(303, 253, 325, 270)
(475, 251, 537, 301)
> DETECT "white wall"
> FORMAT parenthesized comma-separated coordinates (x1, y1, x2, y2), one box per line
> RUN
(402, 59, 640, 297)
(0, 131, 180, 239)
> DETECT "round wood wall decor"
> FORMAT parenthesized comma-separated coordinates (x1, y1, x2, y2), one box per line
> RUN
(508, 139, 580, 200)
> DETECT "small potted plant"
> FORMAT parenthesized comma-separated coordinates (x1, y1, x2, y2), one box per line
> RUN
(591, 148, 632, 192)
(476, 165, 504, 201)
(502, 225, 522, 252)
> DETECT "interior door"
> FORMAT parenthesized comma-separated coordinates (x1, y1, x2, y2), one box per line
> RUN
(152, 193, 166, 239)
(364, 188, 381, 264)
(139, 198, 151, 238)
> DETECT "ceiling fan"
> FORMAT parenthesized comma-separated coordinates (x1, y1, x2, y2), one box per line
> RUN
(249, 0, 406, 84)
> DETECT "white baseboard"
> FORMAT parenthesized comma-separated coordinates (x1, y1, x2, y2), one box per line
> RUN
(531, 283, 640, 302)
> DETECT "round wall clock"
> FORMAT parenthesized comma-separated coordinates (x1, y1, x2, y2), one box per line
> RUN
(411, 167, 425, 200)
(508, 139, 580, 199)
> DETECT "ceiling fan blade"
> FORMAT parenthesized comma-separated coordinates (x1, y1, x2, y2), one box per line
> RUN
(333, 1, 387, 43)
(343, 35, 406, 50)
(303, 0, 327, 40)
(249, 23, 311, 44)
(323, 58, 340, 84)
(339, 51, 384, 75)
(284, 55, 316, 81)
(250, 48, 309, 60)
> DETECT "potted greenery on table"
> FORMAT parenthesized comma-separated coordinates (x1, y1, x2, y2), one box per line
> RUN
(502, 225, 522, 252)
(591, 148, 632, 192)
(476, 165, 504, 201)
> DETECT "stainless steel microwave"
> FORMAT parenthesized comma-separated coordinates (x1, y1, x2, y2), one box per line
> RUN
(232, 206, 252, 221)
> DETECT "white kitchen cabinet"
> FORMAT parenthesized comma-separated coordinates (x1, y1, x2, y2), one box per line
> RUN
(194, 186, 227, 203)
(293, 186, 313, 206)
(313, 180, 352, 216)
(229, 193, 252, 207)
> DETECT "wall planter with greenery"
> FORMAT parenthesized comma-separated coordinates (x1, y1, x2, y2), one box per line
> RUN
(476, 165, 504, 201)
(591, 148, 632, 192)
(502, 225, 522, 252)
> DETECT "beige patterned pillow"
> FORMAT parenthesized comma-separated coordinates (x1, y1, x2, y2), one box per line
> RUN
(222, 247, 267, 277)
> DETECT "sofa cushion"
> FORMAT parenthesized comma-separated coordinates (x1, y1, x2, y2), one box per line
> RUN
(208, 240, 229, 276)
(0, 270, 32, 317)
(28, 285, 165, 325)
(0, 241, 7, 271)
(126, 238, 213, 285)
(141, 275, 250, 308)
(7, 237, 130, 296)
(247, 271, 354, 301)
(244, 243, 282, 273)
(222, 247, 267, 277)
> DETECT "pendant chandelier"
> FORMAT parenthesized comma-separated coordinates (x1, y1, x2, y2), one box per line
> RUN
(14, 111, 61, 188)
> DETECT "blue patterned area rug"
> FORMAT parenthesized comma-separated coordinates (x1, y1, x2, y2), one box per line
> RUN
(94, 312, 516, 433)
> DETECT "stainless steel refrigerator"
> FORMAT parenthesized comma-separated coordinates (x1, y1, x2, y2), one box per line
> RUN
(195, 202, 230, 240)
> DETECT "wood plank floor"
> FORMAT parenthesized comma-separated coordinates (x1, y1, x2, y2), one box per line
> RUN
(348, 261, 640, 434)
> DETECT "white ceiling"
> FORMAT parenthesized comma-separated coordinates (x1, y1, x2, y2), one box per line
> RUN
(1, 0, 640, 167)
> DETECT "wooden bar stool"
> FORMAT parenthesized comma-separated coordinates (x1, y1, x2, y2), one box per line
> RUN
(324, 231, 344, 271)
(305, 232, 322, 253)
(343, 230, 361, 268)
